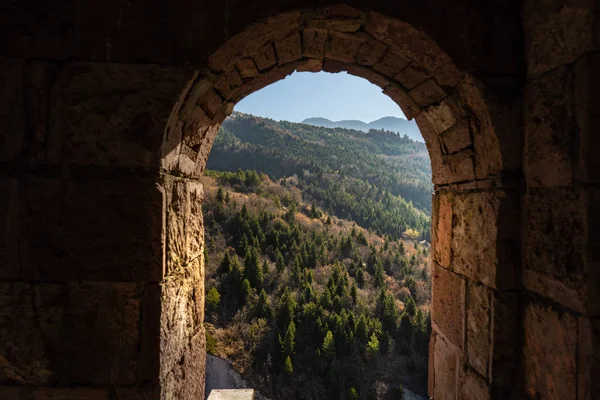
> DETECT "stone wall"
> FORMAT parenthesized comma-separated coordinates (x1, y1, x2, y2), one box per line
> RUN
(522, 1, 600, 399)
(0, 1, 597, 399)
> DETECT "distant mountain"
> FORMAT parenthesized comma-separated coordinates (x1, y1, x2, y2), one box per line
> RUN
(301, 116, 422, 142)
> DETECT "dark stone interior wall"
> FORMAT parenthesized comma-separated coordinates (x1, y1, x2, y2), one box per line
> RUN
(0, 1, 597, 399)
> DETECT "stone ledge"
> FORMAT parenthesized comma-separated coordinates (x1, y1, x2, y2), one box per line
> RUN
(208, 389, 255, 400)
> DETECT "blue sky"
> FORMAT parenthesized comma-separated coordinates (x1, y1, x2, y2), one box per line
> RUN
(235, 71, 406, 123)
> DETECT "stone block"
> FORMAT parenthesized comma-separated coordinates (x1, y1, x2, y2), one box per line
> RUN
(251, 45, 277, 71)
(20, 178, 163, 282)
(459, 368, 490, 400)
(523, 0, 596, 77)
(443, 151, 476, 183)
(432, 263, 465, 349)
(302, 28, 327, 59)
(0, 283, 56, 385)
(409, 79, 447, 107)
(452, 190, 519, 289)
(383, 83, 420, 120)
(466, 282, 491, 378)
(296, 59, 323, 73)
(274, 34, 302, 65)
(0, 178, 20, 280)
(183, 106, 211, 148)
(573, 53, 600, 183)
(355, 40, 387, 66)
(395, 63, 430, 90)
(523, 301, 577, 400)
(325, 32, 363, 63)
(524, 187, 600, 315)
(373, 51, 409, 78)
(433, 334, 459, 400)
(306, 18, 362, 33)
(578, 316, 600, 400)
(345, 65, 389, 89)
(0, 57, 25, 162)
(432, 191, 452, 268)
(61, 282, 141, 385)
(442, 118, 473, 154)
(198, 88, 223, 118)
(208, 11, 302, 72)
(235, 58, 259, 79)
(33, 387, 110, 400)
(213, 67, 243, 100)
(421, 98, 460, 135)
(39, 62, 189, 168)
(524, 67, 574, 187)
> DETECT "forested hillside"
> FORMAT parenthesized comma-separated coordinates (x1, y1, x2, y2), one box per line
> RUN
(203, 113, 432, 399)
(203, 171, 431, 399)
(207, 113, 432, 217)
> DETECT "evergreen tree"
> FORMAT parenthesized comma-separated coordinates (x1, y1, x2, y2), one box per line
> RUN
(216, 186, 225, 203)
(280, 321, 296, 357)
(321, 330, 336, 360)
(350, 283, 358, 305)
(283, 356, 293, 376)
(366, 333, 380, 357)
(244, 247, 263, 288)
(275, 249, 285, 273)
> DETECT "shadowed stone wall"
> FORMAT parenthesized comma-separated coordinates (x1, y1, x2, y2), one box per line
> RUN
(0, 1, 597, 399)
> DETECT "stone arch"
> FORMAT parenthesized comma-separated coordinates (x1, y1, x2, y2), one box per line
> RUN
(5, 1, 598, 400)
(160, 7, 522, 400)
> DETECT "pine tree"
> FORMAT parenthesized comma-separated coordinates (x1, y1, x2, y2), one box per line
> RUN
(279, 321, 296, 357)
(216, 186, 225, 203)
(366, 333, 380, 357)
(321, 330, 336, 360)
(244, 247, 263, 288)
(224, 191, 230, 204)
(350, 283, 358, 305)
(276, 249, 285, 273)
(355, 267, 365, 289)
(283, 355, 293, 376)
(218, 251, 231, 274)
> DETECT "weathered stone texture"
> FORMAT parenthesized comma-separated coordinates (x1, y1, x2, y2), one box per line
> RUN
(466, 282, 491, 378)
(373, 51, 409, 78)
(525, 67, 574, 187)
(524, 0, 597, 77)
(578, 316, 600, 400)
(20, 178, 163, 282)
(37, 63, 190, 168)
(431, 263, 465, 349)
(409, 79, 447, 107)
(432, 191, 452, 268)
(160, 178, 205, 400)
(274, 34, 302, 65)
(459, 368, 490, 400)
(325, 32, 363, 63)
(433, 334, 459, 400)
(302, 28, 328, 59)
(251, 45, 277, 71)
(523, 187, 599, 315)
(235, 58, 259, 79)
(451, 190, 519, 289)
(524, 301, 577, 400)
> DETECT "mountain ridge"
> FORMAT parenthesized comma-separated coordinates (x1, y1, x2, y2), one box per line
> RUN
(301, 116, 422, 142)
